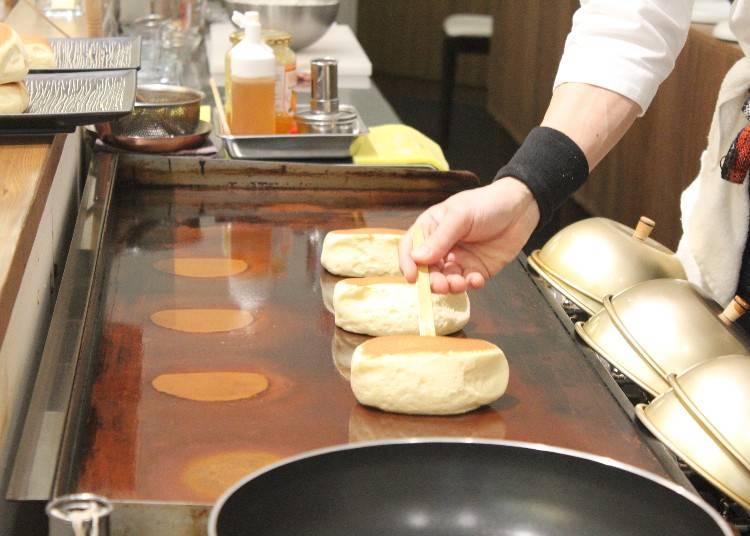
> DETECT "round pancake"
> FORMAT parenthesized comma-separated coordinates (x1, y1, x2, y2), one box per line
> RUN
(150, 309, 253, 333)
(152, 371, 269, 402)
(153, 257, 248, 278)
(181, 450, 282, 501)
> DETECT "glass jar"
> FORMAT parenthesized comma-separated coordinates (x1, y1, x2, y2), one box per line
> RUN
(224, 29, 244, 129)
(263, 30, 297, 134)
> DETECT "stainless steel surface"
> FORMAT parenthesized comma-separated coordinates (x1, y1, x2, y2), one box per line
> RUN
(575, 279, 750, 396)
(209, 439, 733, 536)
(97, 84, 204, 138)
(8, 154, 117, 501)
(670, 355, 750, 472)
(527, 217, 686, 314)
(47, 494, 112, 536)
(28, 37, 143, 73)
(0, 71, 137, 134)
(219, 105, 366, 159)
(636, 392, 750, 510)
(223, 0, 339, 50)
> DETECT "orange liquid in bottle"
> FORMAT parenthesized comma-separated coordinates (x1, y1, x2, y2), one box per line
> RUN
(231, 76, 275, 135)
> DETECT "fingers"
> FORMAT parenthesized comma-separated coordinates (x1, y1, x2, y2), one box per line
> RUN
(411, 205, 470, 266)
(398, 232, 417, 283)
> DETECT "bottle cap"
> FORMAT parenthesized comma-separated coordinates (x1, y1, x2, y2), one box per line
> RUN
(230, 11, 276, 79)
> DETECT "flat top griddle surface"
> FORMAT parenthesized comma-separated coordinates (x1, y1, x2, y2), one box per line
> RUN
(72, 184, 669, 504)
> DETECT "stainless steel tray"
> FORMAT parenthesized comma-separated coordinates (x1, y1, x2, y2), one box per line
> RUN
(28, 37, 142, 73)
(0, 70, 137, 134)
(218, 105, 368, 160)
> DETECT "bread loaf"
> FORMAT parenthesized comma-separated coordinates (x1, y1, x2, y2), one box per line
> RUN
(333, 275, 470, 336)
(350, 335, 509, 415)
(21, 34, 56, 69)
(0, 23, 28, 84)
(321, 228, 404, 277)
(0, 81, 29, 114)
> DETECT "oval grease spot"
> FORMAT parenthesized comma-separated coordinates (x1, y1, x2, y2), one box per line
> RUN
(181, 450, 282, 501)
(150, 309, 253, 333)
(152, 372, 269, 402)
(154, 258, 248, 278)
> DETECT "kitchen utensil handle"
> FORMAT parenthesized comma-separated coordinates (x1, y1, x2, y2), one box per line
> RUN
(412, 228, 436, 337)
(719, 295, 750, 326)
(209, 78, 231, 135)
(632, 216, 655, 241)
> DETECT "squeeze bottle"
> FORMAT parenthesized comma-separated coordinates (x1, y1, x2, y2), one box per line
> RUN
(230, 11, 276, 135)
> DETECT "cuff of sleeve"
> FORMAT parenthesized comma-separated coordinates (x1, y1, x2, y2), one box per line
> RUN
(494, 126, 589, 226)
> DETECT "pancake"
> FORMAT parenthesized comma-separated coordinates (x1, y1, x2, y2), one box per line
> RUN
(153, 257, 248, 278)
(320, 227, 404, 277)
(333, 276, 470, 336)
(181, 450, 282, 501)
(350, 335, 509, 415)
(150, 309, 253, 333)
(152, 371, 269, 402)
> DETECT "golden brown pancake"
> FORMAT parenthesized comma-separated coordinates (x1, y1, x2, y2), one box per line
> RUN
(150, 309, 253, 333)
(152, 372, 269, 402)
(330, 228, 404, 235)
(153, 258, 248, 278)
(358, 335, 495, 357)
(181, 450, 282, 501)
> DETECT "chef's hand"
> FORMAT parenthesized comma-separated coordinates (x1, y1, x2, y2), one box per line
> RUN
(399, 177, 540, 294)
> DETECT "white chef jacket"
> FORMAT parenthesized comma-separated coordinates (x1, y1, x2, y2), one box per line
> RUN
(553, 0, 750, 306)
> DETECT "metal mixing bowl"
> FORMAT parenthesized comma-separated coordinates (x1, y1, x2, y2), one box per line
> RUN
(575, 279, 750, 396)
(96, 84, 204, 139)
(224, 0, 339, 50)
(528, 216, 686, 315)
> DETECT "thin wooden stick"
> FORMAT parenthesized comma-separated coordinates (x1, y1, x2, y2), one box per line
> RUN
(19, 0, 72, 38)
(209, 77, 231, 135)
(412, 227, 436, 337)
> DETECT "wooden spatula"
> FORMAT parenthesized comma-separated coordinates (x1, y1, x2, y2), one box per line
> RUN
(412, 228, 436, 337)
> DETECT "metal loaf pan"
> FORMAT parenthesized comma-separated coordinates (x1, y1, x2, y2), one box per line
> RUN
(29, 37, 142, 73)
(0, 70, 137, 134)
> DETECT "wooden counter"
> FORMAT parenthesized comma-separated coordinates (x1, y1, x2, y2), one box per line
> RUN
(487, 2, 743, 248)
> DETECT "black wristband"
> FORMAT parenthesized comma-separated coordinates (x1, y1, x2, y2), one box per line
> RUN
(495, 126, 589, 227)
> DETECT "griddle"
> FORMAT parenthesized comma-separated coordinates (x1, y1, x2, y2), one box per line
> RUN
(8, 153, 691, 534)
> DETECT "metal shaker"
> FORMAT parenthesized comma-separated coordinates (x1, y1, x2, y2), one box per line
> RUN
(47, 494, 112, 536)
(296, 58, 358, 134)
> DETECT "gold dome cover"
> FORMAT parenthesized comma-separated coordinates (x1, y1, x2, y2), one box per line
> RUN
(575, 279, 750, 396)
(671, 354, 750, 472)
(528, 217, 685, 314)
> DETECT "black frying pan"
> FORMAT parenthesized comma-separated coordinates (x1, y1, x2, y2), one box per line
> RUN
(209, 439, 732, 536)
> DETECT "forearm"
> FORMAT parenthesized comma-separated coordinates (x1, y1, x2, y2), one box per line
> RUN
(541, 82, 641, 171)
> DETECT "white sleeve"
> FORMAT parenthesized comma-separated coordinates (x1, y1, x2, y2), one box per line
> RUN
(553, 0, 694, 114)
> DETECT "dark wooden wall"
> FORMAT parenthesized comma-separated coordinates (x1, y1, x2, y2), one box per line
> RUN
(357, 0, 495, 88)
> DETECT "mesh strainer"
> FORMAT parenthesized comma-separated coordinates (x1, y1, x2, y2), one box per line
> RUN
(98, 84, 204, 138)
